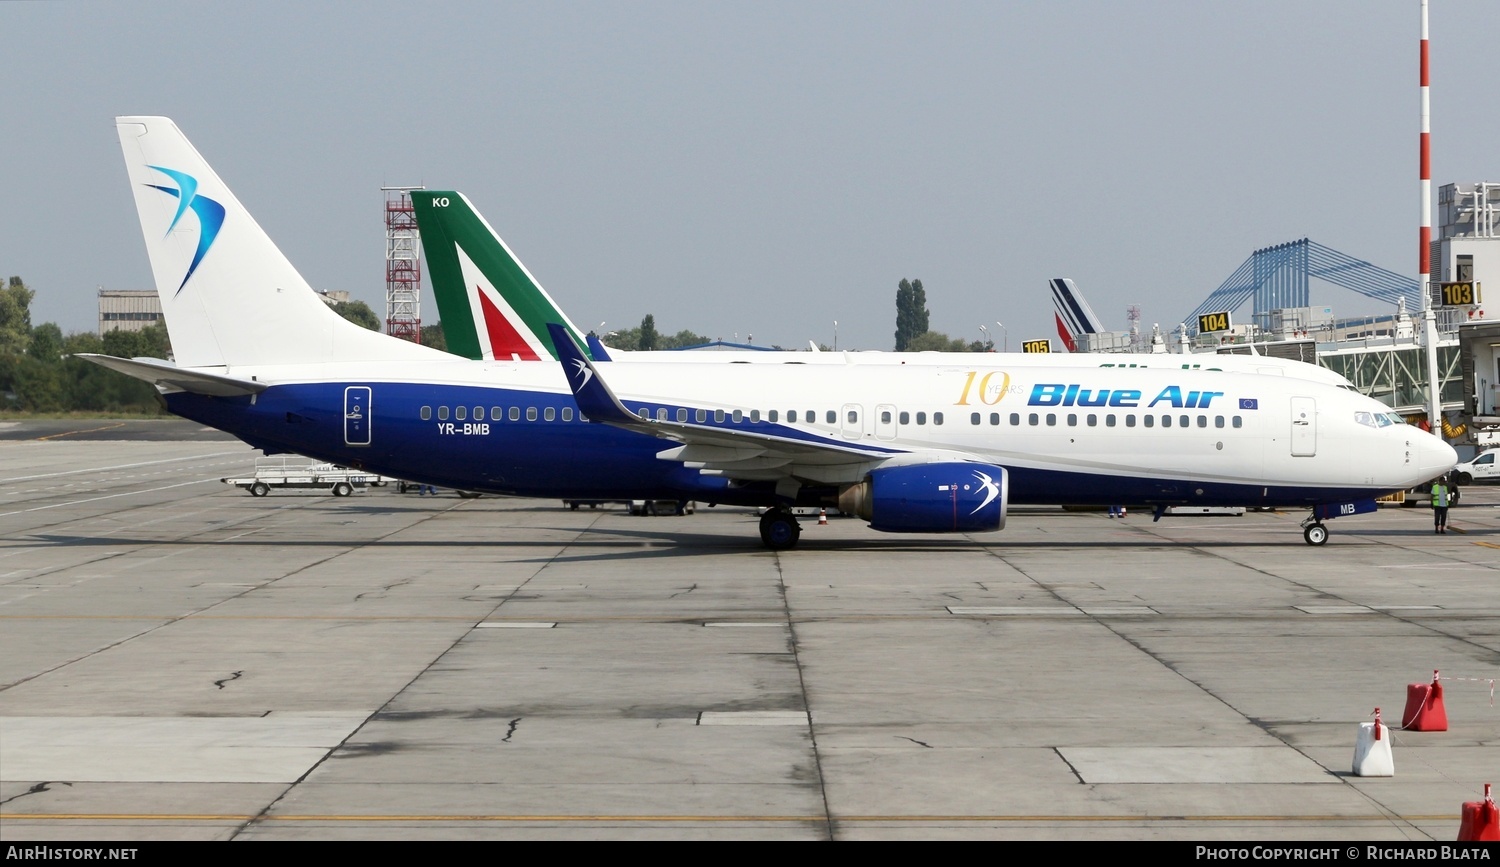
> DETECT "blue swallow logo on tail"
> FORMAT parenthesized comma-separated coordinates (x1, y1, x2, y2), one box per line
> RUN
(145, 165, 225, 294)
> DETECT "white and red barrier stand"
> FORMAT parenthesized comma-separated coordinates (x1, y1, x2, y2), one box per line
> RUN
(1352, 707, 1393, 777)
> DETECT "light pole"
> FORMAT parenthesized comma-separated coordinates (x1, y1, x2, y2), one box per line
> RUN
(978, 324, 991, 352)
(833, 320, 838, 351)
(996, 321, 1008, 352)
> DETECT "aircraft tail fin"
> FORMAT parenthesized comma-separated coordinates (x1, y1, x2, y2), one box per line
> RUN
(1049, 277, 1105, 353)
(411, 191, 589, 362)
(115, 117, 442, 370)
(585, 333, 614, 362)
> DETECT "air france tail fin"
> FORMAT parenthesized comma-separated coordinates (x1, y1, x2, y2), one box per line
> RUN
(1049, 277, 1104, 353)
(410, 191, 589, 362)
(115, 117, 442, 370)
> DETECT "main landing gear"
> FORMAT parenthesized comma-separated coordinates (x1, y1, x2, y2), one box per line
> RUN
(759, 507, 801, 551)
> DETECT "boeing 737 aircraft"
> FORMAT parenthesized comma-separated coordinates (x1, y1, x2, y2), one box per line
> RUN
(84, 117, 1454, 551)
(410, 191, 1355, 388)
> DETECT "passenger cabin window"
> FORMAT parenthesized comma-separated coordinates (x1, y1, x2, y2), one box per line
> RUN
(637, 408, 649, 420)
(492, 406, 503, 420)
(733, 409, 744, 423)
(899, 411, 910, 425)
(1162, 415, 1172, 428)
(1010, 413, 1021, 425)
(696, 409, 708, 423)
(714, 410, 726, 423)
(438, 406, 450, 421)
(1106, 414, 1117, 427)
(970, 412, 981, 425)
(1028, 413, 1039, 426)
(421, 406, 432, 420)
(846, 410, 857, 424)
(1045, 413, 1056, 426)
(787, 410, 797, 423)
(1233, 416, 1244, 428)
(528, 407, 539, 421)
(474, 407, 484, 420)
(1143, 415, 1154, 428)
(769, 410, 780, 423)
(989, 413, 1000, 425)
(455, 406, 467, 421)
(509, 407, 520, 421)
(916, 412, 927, 425)
(678, 408, 688, 422)
(751, 410, 761, 422)
(657, 408, 668, 421)
(933, 412, 943, 425)
(545, 407, 556, 421)
(1124, 414, 1135, 428)
(562, 407, 575, 422)
(1087, 414, 1098, 427)
(826, 410, 836, 424)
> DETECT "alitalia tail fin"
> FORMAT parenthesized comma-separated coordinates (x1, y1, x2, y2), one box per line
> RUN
(115, 116, 443, 370)
(410, 191, 589, 361)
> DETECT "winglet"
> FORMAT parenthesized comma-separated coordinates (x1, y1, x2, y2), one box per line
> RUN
(585, 332, 614, 362)
(547, 323, 633, 423)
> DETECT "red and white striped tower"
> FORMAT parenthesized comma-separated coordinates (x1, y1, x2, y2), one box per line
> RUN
(1418, 0, 1443, 432)
(1419, 0, 1431, 283)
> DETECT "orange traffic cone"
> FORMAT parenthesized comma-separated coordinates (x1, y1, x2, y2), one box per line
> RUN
(818, 508, 828, 525)
(1458, 783, 1499, 841)
(1402, 669, 1448, 731)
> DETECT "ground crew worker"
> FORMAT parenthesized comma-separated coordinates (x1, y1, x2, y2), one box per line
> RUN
(1431, 476, 1450, 534)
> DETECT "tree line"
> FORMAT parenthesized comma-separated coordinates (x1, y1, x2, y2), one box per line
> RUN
(0, 277, 406, 415)
(1, 274, 981, 415)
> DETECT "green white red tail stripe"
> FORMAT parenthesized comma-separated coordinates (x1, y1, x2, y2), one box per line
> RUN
(411, 191, 587, 361)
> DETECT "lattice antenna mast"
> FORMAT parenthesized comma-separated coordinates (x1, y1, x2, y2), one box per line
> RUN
(1127, 305, 1142, 352)
(384, 186, 424, 342)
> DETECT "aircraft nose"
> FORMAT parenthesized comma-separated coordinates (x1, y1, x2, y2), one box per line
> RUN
(1417, 430, 1458, 479)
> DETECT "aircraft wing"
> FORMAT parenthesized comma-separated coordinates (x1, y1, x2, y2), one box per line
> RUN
(547, 324, 915, 482)
(75, 354, 268, 397)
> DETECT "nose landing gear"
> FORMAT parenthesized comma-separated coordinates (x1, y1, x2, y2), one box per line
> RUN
(1301, 519, 1329, 546)
(1301, 498, 1378, 545)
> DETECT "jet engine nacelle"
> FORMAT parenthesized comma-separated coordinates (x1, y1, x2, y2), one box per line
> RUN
(837, 463, 1008, 533)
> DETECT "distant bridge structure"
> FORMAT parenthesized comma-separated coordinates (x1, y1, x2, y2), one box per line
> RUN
(1185, 239, 1420, 336)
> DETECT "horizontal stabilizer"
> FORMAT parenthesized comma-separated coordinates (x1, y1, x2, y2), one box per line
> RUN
(75, 354, 267, 397)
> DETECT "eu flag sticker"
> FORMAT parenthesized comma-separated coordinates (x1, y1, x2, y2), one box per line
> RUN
(1239, 398, 1259, 410)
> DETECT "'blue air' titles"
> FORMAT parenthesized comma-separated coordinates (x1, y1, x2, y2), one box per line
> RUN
(1028, 384, 1227, 409)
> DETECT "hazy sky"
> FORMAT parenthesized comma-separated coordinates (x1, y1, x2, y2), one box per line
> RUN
(5, 1, 1497, 352)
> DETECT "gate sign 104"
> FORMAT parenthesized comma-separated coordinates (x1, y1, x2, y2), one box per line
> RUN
(1198, 311, 1232, 334)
